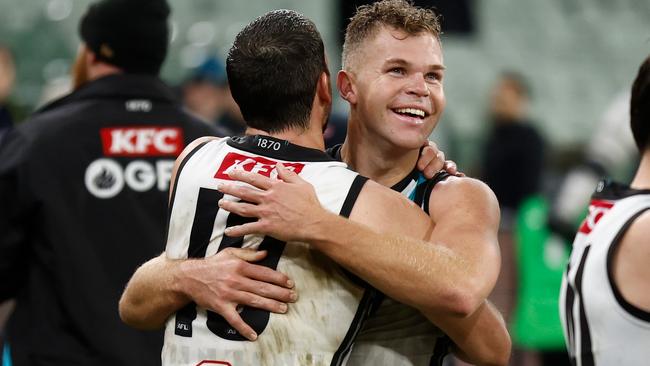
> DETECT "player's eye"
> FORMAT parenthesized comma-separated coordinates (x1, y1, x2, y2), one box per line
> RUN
(389, 67, 406, 75)
(426, 72, 443, 82)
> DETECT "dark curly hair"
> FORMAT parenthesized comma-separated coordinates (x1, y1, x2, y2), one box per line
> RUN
(227, 10, 328, 133)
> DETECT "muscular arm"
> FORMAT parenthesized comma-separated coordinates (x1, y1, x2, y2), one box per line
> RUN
(317, 180, 507, 364)
(119, 249, 294, 337)
(222, 171, 500, 316)
(220, 168, 508, 362)
(119, 254, 190, 330)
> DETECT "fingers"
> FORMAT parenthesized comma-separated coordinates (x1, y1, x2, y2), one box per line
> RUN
(226, 247, 268, 262)
(421, 150, 446, 179)
(443, 160, 458, 175)
(421, 139, 437, 149)
(417, 141, 439, 170)
(219, 199, 261, 219)
(218, 183, 264, 204)
(227, 169, 273, 190)
(275, 163, 300, 183)
(241, 263, 295, 289)
(238, 277, 297, 304)
(220, 307, 258, 341)
(436, 150, 445, 165)
(418, 141, 447, 179)
(224, 222, 265, 237)
(443, 160, 465, 177)
(417, 148, 435, 171)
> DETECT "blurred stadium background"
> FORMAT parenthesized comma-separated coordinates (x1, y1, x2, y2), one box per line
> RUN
(1, 0, 649, 167)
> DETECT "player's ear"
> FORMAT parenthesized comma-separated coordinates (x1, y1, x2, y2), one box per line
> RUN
(337, 70, 357, 105)
(316, 71, 332, 106)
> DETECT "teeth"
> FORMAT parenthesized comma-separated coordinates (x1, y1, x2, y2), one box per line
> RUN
(395, 108, 426, 118)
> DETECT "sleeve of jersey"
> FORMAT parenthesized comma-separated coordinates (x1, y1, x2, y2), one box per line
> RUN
(0, 130, 35, 300)
(163, 141, 211, 260)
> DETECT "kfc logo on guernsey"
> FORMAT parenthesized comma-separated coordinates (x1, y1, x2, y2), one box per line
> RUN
(215, 152, 305, 180)
(100, 127, 183, 156)
(578, 199, 615, 234)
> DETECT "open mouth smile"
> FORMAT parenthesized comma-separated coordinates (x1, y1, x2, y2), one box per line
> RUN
(391, 107, 429, 124)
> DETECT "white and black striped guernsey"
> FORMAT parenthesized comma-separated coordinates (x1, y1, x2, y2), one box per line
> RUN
(559, 180, 650, 366)
(328, 145, 452, 366)
(162, 135, 372, 366)
(346, 169, 452, 366)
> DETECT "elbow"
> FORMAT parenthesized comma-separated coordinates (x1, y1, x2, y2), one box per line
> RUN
(444, 288, 484, 318)
(118, 294, 163, 331)
(117, 296, 139, 328)
(449, 274, 495, 317)
(415, 286, 482, 318)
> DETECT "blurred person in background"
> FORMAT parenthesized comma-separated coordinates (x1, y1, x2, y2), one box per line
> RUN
(483, 71, 545, 220)
(480, 72, 549, 366)
(0, 45, 15, 144)
(0, 0, 217, 364)
(560, 54, 650, 366)
(480, 71, 545, 315)
(182, 56, 245, 136)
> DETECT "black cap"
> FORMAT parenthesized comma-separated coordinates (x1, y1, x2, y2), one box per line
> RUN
(79, 0, 170, 75)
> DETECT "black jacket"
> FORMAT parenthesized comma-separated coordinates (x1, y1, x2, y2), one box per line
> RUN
(0, 74, 220, 365)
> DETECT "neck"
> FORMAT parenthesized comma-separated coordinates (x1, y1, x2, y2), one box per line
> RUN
(88, 63, 122, 82)
(245, 125, 325, 151)
(341, 113, 419, 187)
(631, 149, 650, 190)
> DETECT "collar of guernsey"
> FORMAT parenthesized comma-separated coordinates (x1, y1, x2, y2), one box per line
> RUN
(327, 143, 445, 204)
(227, 134, 337, 162)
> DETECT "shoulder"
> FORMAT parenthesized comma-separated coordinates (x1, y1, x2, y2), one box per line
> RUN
(354, 179, 429, 225)
(171, 137, 222, 176)
(431, 176, 498, 205)
(176, 136, 222, 165)
(428, 176, 500, 226)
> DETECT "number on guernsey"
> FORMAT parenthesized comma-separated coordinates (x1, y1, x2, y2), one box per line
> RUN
(257, 138, 281, 151)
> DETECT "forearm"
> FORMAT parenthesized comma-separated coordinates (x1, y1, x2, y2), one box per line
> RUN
(119, 254, 190, 330)
(308, 213, 479, 316)
(428, 301, 511, 366)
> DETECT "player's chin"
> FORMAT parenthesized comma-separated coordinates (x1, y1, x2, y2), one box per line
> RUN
(387, 134, 427, 151)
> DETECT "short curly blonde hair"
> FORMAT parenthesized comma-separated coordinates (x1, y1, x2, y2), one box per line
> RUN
(342, 0, 441, 70)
